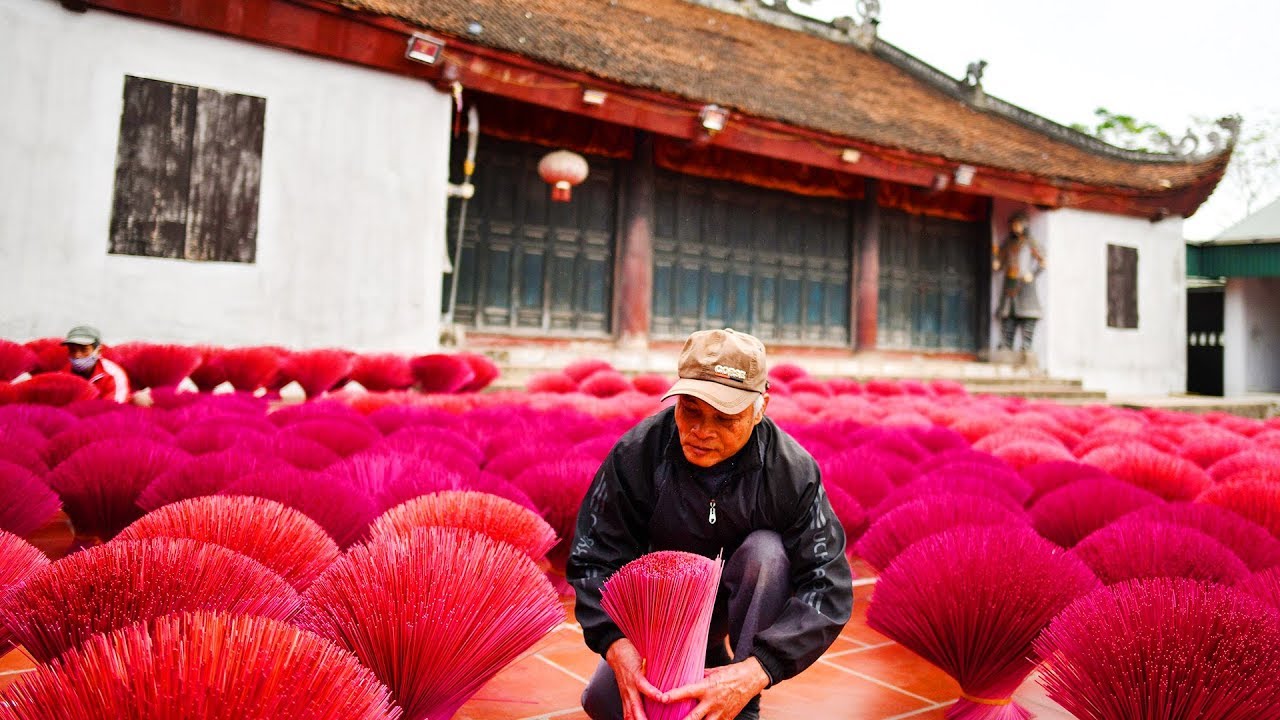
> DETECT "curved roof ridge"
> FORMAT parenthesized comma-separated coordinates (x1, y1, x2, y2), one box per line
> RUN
(685, 0, 1237, 165)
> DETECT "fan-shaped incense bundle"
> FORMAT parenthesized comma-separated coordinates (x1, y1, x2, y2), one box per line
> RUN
(0, 404, 77, 437)
(1197, 479, 1280, 539)
(173, 415, 275, 454)
(818, 452, 894, 508)
(855, 493, 1027, 571)
(1069, 519, 1250, 586)
(278, 349, 354, 398)
(456, 352, 500, 393)
(370, 490, 557, 560)
(631, 373, 674, 396)
(579, 370, 633, 398)
(0, 530, 49, 652)
(1028, 477, 1163, 548)
(0, 340, 38, 382)
(117, 496, 340, 590)
(281, 417, 380, 457)
(45, 413, 174, 467)
(601, 550, 725, 720)
(920, 462, 1032, 505)
(268, 433, 343, 470)
(377, 424, 485, 464)
(1033, 577, 1280, 720)
(871, 475, 1025, 520)
(483, 442, 578, 480)
(220, 468, 376, 547)
(1118, 502, 1280, 572)
(525, 371, 578, 394)
(1079, 444, 1210, 501)
(299, 527, 564, 720)
(563, 358, 616, 382)
(215, 346, 282, 392)
(110, 343, 203, 390)
(350, 353, 415, 392)
(1020, 460, 1114, 504)
(45, 439, 189, 540)
(187, 345, 227, 392)
(0, 537, 300, 662)
(510, 457, 601, 569)
(0, 460, 61, 538)
(15, 373, 98, 406)
(409, 354, 475, 394)
(137, 450, 286, 511)
(0, 611, 401, 720)
(867, 525, 1097, 719)
(1238, 566, 1280, 611)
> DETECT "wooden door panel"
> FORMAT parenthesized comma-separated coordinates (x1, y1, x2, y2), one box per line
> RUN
(878, 209, 984, 351)
(652, 171, 851, 345)
(447, 138, 615, 334)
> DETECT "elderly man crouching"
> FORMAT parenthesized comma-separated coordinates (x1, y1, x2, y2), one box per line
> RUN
(568, 328, 852, 720)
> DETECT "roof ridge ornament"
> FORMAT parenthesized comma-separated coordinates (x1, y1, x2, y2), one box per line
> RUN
(691, 0, 879, 47)
(688, 0, 1235, 165)
(1163, 115, 1242, 159)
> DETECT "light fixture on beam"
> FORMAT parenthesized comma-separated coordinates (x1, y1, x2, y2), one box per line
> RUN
(841, 148, 862, 164)
(931, 173, 950, 192)
(406, 33, 446, 65)
(954, 164, 976, 186)
(699, 104, 729, 134)
(582, 88, 608, 106)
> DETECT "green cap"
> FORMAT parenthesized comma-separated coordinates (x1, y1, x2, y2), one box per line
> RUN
(62, 325, 103, 346)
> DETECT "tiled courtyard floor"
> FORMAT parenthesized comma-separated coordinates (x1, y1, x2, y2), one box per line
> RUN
(1, 516, 1075, 719)
(448, 582, 1074, 720)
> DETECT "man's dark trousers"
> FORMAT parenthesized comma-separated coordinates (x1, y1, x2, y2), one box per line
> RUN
(581, 530, 791, 720)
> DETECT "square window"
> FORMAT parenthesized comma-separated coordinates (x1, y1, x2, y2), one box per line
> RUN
(1106, 244, 1138, 329)
(108, 76, 265, 263)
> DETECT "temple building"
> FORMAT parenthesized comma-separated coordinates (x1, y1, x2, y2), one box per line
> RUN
(1, 0, 1235, 394)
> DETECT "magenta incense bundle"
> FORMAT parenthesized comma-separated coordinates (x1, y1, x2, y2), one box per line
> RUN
(601, 550, 724, 720)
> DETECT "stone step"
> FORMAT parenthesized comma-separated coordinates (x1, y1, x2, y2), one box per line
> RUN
(1110, 394, 1280, 420)
(965, 385, 1108, 400)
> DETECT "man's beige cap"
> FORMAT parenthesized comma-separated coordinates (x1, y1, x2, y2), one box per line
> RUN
(662, 328, 768, 414)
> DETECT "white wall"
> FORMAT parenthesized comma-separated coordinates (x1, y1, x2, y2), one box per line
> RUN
(1021, 207, 1187, 395)
(0, 0, 452, 352)
(1224, 277, 1280, 395)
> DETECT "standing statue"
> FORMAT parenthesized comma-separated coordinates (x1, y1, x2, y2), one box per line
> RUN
(993, 211, 1046, 357)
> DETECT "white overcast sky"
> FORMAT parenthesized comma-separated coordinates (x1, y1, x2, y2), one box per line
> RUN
(798, 0, 1280, 239)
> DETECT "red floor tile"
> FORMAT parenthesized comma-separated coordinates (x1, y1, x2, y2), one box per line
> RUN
(0, 648, 36, 694)
(826, 642, 961, 704)
(760, 659, 933, 719)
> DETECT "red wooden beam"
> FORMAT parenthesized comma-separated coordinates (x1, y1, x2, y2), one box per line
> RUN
(79, 0, 1225, 220)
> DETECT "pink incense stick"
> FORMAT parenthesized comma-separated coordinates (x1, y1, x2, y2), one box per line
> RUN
(601, 550, 724, 720)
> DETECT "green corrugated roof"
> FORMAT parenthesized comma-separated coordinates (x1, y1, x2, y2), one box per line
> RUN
(1187, 242, 1280, 278)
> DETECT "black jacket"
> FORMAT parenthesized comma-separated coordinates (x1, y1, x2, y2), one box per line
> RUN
(566, 406, 852, 684)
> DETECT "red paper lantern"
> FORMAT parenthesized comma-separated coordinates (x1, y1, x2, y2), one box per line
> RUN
(537, 150, 589, 202)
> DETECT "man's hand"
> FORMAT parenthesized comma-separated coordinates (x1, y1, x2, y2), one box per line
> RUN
(606, 639, 664, 720)
(663, 657, 771, 720)
(992, 259, 1002, 272)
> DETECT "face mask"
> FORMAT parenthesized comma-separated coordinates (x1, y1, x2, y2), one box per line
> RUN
(70, 355, 97, 373)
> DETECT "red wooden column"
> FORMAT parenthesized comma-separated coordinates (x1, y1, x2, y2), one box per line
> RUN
(855, 179, 881, 349)
(616, 132, 656, 348)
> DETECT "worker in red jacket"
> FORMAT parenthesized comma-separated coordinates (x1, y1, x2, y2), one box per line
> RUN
(61, 325, 129, 402)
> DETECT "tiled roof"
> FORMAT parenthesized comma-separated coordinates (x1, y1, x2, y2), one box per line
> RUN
(338, 0, 1227, 194)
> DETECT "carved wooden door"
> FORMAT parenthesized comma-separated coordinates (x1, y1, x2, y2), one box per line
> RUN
(877, 209, 984, 352)
(651, 172, 852, 345)
(447, 138, 615, 335)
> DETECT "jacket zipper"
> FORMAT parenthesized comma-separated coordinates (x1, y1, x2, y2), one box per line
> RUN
(708, 499, 717, 525)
